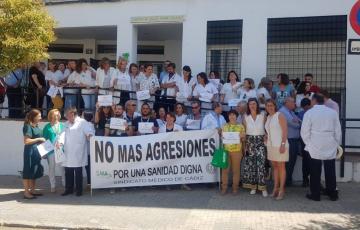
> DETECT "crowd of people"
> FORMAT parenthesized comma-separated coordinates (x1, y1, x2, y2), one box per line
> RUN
(6, 58, 341, 202)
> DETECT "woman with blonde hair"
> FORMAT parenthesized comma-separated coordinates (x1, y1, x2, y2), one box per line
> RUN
(22, 109, 45, 199)
(43, 109, 65, 192)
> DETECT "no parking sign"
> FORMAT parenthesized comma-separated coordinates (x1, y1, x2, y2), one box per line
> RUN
(350, 1, 360, 36)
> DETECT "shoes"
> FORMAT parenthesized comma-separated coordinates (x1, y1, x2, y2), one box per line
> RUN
(250, 189, 256, 195)
(270, 189, 279, 198)
(30, 193, 43, 196)
(276, 191, 285, 200)
(306, 194, 320, 201)
(262, 190, 268, 197)
(61, 191, 73, 196)
(23, 195, 36, 200)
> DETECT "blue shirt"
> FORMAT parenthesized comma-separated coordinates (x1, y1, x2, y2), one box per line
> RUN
(3, 69, 24, 87)
(159, 71, 168, 84)
(272, 85, 294, 108)
(279, 106, 301, 139)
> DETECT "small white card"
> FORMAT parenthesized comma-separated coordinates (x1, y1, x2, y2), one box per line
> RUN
(199, 92, 213, 102)
(47, 86, 58, 98)
(228, 99, 242, 107)
(138, 122, 154, 134)
(37, 140, 54, 157)
(110, 118, 127, 130)
(222, 132, 240, 144)
(55, 147, 66, 164)
(98, 95, 113, 106)
(185, 119, 201, 130)
(136, 90, 151, 101)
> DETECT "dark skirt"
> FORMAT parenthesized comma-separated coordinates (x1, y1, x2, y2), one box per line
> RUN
(22, 144, 44, 180)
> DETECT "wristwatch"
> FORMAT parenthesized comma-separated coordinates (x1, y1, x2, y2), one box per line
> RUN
(281, 142, 286, 146)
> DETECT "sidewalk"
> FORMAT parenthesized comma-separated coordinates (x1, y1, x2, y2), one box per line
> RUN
(0, 175, 359, 230)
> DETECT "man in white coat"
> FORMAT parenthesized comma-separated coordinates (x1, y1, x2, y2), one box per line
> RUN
(60, 107, 94, 196)
(301, 94, 341, 201)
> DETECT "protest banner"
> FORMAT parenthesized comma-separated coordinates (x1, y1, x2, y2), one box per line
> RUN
(90, 129, 219, 189)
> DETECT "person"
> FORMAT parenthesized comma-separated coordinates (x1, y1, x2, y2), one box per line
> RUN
(235, 100, 248, 124)
(104, 104, 130, 137)
(279, 97, 301, 187)
(156, 107, 167, 128)
(82, 111, 95, 187)
(96, 57, 115, 95)
(128, 63, 140, 100)
(159, 112, 183, 133)
(297, 97, 312, 187)
(77, 59, 96, 111)
(123, 100, 141, 136)
(111, 58, 131, 105)
(201, 102, 226, 130)
(94, 103, 113, 136)
(320, 89, 339, 115)
(45, 61, 64, 110)
(55, 62, 69, 84)
(160, 62, 180, 112)
(242, 98, 268, 197)
(59, 107, 94, 196)
(42, 109, 65, 193)
(3, 68, 24, 118)
(265, 99, 289, 200)
(304, 73, 321, 95)
(272, 73, 295, 109)
(65, 61, 83, 110)
(301, 94, 341, 201)
(136, 64, 160, 109)
(220, 71, 242, 111)
(133, 103, 159, 135)
(193, 72, 218, 111)
(63, 60, 77, 110)
(209, 70, 223, 92)
(257, 77, 273, 110)
(185, 101, 203, 130)
(175, 65, 196, 106)
(29, 62, 46, 110)
(174, 102, 187, 128)
(22, 109, 45, 199)
(221, 110, 246, 195)
(159, 60, 171, 84)
(237, 78, 257, 102)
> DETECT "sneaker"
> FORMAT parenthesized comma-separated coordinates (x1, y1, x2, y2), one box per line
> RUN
(250, 189, 256, 195)
(262, 190, 268, 197)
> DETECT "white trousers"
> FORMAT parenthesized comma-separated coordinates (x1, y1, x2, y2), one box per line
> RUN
(47, 154, 65, 189)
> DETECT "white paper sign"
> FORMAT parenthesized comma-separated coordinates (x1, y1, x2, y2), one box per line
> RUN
(138, 122, 154, 134)
(199, 92, 213, 102)
(185, 119, 201, 130)
(136, 90, 151, 101)
(222, 132, 240, 144)
(110, 118, 127, 130)
(37, 140, 54, 157)
(55, 147, 66, 164)
(47, 86, 58, 98)
(98, 95, 113, 106)
(228, 99, 242, 107)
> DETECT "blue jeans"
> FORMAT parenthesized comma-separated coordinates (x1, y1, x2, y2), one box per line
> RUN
(286, 138, 300, 185)
(82, 94, 96, 111)
(64, 95, 77, 110)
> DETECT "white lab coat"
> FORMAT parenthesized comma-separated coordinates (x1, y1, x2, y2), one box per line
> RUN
(201, 112, 226, 130)
(300, 105, 341, 160)
(161, 72, 181, 97)
(61, 117, 95, 167)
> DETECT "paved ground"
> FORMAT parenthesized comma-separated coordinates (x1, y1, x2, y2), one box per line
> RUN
(0, 176, 359, 230)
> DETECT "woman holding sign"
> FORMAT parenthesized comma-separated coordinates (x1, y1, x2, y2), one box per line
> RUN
(43, 109, 65, 193)
(264, 99, 289, 200)
(159, 112, 183, 133)
(22, 109, 46, 199)
(221, 110, 246, 195)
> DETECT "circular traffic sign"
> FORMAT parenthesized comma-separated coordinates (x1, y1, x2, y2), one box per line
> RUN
(350, 1, 360, 36)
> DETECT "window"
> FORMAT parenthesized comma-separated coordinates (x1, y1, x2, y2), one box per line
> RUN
(48, 44, 84, 53)
(267, 15, 347, 93)
(137, 45, 165, 55)
(97, 44, 116, 54)
(206, 20, 243, 81)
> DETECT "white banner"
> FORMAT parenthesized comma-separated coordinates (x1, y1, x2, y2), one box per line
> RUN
(90, 130, 220, 189)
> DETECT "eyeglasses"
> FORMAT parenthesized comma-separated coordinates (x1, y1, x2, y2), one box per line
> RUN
(130, 104, 137, 106)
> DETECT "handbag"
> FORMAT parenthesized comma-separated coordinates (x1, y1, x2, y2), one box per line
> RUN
(211, 146, 229, 169)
